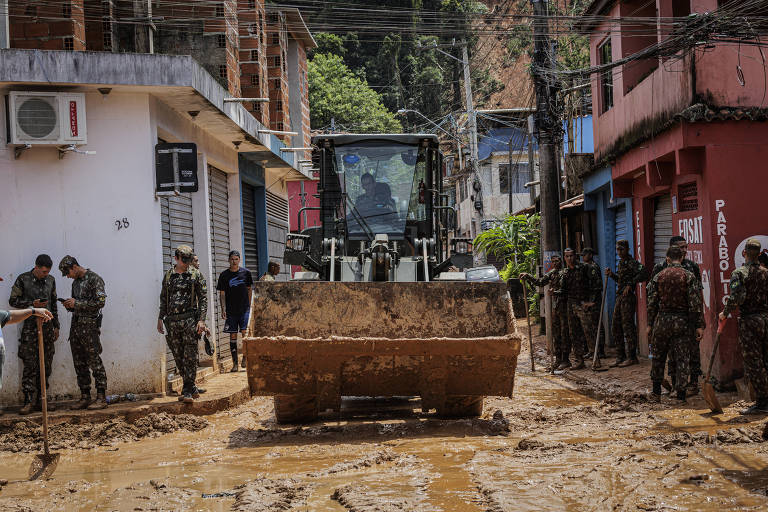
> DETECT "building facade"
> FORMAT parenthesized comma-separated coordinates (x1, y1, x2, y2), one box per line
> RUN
(0, 1, 314, 403)
(582, 0, 768, 381)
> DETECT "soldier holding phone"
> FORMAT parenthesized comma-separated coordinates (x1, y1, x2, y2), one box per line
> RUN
(8, 254, 60, 415)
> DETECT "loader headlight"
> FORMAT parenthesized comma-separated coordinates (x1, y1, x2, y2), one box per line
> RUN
(286, 234, 309, 252)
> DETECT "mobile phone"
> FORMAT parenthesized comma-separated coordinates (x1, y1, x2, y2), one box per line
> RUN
(57, 298, 66, 303)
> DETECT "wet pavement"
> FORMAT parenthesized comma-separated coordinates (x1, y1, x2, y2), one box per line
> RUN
(0, 335, 767, 511)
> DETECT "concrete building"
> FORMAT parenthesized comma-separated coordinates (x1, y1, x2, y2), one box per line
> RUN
(581, 0, 768, 382)
(0, 1, 313, 403)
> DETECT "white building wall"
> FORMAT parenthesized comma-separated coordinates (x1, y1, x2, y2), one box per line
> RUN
(0, 91, 165, 401)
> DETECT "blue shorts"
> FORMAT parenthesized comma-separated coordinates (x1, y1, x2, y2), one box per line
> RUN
(224, 309, 250, 333)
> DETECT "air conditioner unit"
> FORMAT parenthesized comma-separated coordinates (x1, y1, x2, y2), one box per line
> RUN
(7, 91, 87, 145)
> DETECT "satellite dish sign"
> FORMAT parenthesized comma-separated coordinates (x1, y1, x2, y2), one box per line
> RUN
(734, 235, 768, 267)
(155, 143, 198, 193)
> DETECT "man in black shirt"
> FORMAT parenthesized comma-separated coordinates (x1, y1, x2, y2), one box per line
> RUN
(216, 251, 253, 371)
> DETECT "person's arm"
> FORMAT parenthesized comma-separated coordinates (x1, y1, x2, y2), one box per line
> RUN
(688, 273, 705, 331)
(50, 278, 60, 330)
(74, 274, 106, 315)
(722, 269, 745, 317)
(587, 266, 602, 303)
(5, 307, 54, 325)
(219, 290, 227, 319)
(632, 260, 649, 286)
(196, 273, 208, 323)
(8, 275, 29, 309)
(646, 277, 659, 328)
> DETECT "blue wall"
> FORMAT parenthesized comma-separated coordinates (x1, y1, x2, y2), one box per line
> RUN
(583, 166, 633, 339)
(563, 115, 594, 154)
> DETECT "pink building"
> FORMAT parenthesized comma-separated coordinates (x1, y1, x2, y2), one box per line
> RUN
(582, 0, 768, 383)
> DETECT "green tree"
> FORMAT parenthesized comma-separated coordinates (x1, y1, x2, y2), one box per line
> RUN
(308, 53, 402, 133)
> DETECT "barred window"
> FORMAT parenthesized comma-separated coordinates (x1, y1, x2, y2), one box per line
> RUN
(219, 65, 227, 79)
(679, 181, 698, 212)
(217, 34, 226, 48)
(250, 49, 258, 61)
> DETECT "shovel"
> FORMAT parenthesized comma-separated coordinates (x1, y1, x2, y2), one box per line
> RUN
(701, 316, 726, 415)
(520, 279, 535, 372)
(28, 317, 60, 480)
(591, 277, 609, 371)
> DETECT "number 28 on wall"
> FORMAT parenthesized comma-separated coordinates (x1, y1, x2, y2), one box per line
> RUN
(115, 218, 130, 230)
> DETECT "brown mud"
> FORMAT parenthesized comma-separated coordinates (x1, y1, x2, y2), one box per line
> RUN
(0, 335, 767, 511)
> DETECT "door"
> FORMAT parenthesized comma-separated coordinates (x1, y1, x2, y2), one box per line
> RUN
(614, 202, 627, 268)
(241, 182, 260, 276)
(208, 165, 231, 365)
(266, 190, 290, 280)
(160, 193, 194, 375)
(653, 195, 673, 267)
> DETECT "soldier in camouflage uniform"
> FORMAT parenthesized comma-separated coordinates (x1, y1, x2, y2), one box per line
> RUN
(158, 245, 208, 403)
(557, 249, 599, 370)
(59, 255, 109, 410)
(720, 238, 768, 415)
(581, 248, 605, 359)
(9, 254, 60, 414)
(647, 246, 704, 404)
(650, 236, 703, 394)
(520, 255, 565, 370)
(606, 240, 648, 367)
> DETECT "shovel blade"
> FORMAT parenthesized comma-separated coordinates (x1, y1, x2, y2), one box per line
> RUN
(702, 382, 723, 414)
(29, 453, 60, 480)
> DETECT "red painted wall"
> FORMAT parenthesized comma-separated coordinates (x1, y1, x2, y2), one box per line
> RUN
(287, 179, 320, 232)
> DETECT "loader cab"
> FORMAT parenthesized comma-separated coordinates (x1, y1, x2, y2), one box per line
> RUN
(286, 134, 462, 282)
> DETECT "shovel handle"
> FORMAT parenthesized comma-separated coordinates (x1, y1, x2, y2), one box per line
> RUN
(36, 318, 50, 456)
(705, 317, 726, 382)
(520, 279, 535, 372)
(592, 277, 609, 368)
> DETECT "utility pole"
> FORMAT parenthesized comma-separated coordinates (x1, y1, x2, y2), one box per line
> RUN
(462, 42, 481, 239)
(530, 0, 562, 264)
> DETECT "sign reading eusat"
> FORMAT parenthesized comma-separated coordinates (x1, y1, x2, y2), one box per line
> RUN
(155, 143, 198, 193)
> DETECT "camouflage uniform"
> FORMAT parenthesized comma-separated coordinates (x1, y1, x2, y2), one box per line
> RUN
(523, 268, 566, 365)
(650, 258, 703, 384)
(159, 266, 208, 394)
(723, 261, 768, 402)
(647, 264, 703, 395)
(558, 263, 598, 362)
(9, 271, 59, 396)
(609, 257, 647, 360)
(68, 269, 108, 394)
(583, 260, 604, 355)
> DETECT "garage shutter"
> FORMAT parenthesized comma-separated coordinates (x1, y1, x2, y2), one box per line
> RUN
(241, 182, 260, 275)
(160, 193, 194, 375)
(614, 203, 627, 268)
(653, 195, 673, 267)
(208, 166, 231, 365)
(266, 190, 290, 281)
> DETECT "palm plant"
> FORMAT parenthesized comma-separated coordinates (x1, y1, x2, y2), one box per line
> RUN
(474, 213, 541, 315)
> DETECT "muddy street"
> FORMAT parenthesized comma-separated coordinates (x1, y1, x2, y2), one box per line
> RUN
(0, 337, 767, 511)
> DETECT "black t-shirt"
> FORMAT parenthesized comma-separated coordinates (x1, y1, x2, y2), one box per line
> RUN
(216, 267, 253, 314)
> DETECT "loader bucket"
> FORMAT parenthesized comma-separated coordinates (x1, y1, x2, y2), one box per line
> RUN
(244, 281, 521, 423)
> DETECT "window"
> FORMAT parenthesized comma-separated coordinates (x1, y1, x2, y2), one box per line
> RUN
(248, 23, 258, 36)
(62, 3, 71, 17)
(272, 55, 281, 68)
(598, 40, 614, 114)
(268, 13, 279, 23)
(217, 34, 226, 48)
(679, 181, 698, 212)
(250, 49, 258, 61)
(25, 5, 36, 16)
(215, 3, 224, 17)
(250, 74, 259, 86)
(64, 37, 74, 50)
(275, 122, 284, 131)
(219, 64, 227, 79)
(499, 164, 509, 194)
(248, 0, 256, 8)
(252, 103, 261, 114)
(276, 99, 283, 112)
(272, 33, 280, 45)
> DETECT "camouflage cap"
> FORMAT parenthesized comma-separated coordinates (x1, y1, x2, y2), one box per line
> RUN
(581, 247, 595, 255)
(616, 239, 629, 249)
(175, 245, 194, 261)
(59, 255, 78, 276)
(746, 238, 761, 250)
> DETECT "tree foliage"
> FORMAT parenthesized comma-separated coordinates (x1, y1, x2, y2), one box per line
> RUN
(308, 53, 402, 133)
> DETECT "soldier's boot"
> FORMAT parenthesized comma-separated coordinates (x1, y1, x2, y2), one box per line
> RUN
(618, 357, 639, 368)
(571, 358, 586, 370)
(649, 382, 662, 403)
(71, 393, 91, 410)
(556, 361, 571, 371)
(18, 392, 35, 415)
(610, 357, 626, 367)
(87, 390, 108, 410)
(741, 399, 768, 415)
(669, 390, 687, 406)
(241, 355, 247, 369)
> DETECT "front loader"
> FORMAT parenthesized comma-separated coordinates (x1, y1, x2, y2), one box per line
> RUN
(244, 134, 521, 423)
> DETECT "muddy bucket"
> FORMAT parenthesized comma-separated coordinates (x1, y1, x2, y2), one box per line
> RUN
(244, 281, 521, 423)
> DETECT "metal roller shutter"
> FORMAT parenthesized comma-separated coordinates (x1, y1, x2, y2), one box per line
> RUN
(266, 190, 290, 281)
(653, 195, 673, 267)
(241, 182, 260, 275)
(614, 203, 627, 268)
(208, 166, 231, 365)
(160, 193, 194, 375)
